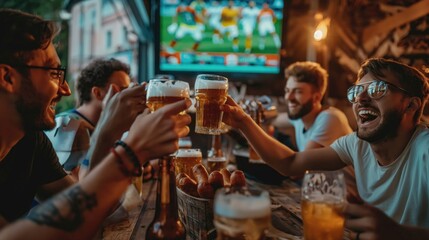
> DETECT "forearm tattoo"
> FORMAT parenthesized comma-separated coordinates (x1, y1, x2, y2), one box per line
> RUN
(26, 186, 97, 231)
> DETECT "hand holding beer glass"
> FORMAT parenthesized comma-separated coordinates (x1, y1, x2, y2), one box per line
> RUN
(301, 171, 346, 240)
(214, 188, 271, 240)
(194, 74, 228, 135)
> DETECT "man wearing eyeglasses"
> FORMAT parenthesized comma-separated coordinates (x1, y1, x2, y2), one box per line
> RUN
(0, 8, 74, 224)
(0, 8, 191, 238)
(222, 58, 429, 238)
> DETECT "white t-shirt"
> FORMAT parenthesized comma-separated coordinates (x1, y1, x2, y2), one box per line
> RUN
(291, 107, 352, 150)
(331, 125, 429, 226)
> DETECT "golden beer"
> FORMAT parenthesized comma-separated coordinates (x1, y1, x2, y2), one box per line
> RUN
(147, 96, 186, 112)
(146, 79, 190, 112)
(214, 188, 271, 240)
(301, 171, 346, 240)
(207, 156, 227, 173)
(194, 74, 228, 135)
(301, 199, 345, 240)
(175, 149, 202, 180)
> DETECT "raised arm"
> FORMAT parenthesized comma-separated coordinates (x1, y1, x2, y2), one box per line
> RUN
(221, 96, 346, 176)
(0, 99, 191, 240)
(79, 83, 147, 179)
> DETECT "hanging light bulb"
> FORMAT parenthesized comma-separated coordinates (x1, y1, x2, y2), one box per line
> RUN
(314, 18, 330, 41)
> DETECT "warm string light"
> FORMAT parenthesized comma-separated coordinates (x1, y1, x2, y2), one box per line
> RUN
(314, 17, 330, 41)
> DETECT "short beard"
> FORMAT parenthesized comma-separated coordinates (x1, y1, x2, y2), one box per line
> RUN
(357, 109, 403, 143)
(287, 99, 313, 120)
(16, 76, 54, 131)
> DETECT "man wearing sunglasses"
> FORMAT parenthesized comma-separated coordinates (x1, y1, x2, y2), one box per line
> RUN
(0, 8, 191, 238)
(222, 58, 429, 238)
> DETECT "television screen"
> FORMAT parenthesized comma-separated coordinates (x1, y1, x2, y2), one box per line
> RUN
(155, 0, 286, 79)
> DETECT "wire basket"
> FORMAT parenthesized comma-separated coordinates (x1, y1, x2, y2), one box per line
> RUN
(176, 187, 216, 240)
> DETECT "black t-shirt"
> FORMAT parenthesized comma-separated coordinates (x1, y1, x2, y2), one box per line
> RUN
(0, 131, 67, 221)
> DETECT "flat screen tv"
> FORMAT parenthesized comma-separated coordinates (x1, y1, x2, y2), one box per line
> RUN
(154, 0, 287, 83)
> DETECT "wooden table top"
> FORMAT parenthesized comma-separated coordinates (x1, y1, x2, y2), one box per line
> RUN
(99, 177, 352, 240)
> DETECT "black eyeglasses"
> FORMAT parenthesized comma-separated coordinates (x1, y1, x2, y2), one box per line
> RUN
(347, 80, 410, 103)
(12, 64, 67, 86)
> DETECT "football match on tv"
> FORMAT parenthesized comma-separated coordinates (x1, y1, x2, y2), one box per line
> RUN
(158, 0, 284, 73)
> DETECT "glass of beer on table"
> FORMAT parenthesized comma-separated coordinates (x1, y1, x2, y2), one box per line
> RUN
(214, 187, 271, 240)
(301, 171, 346, 240)
(207, 156, 227, 173)
(175, 148, 202, 180)
(194, 74, 228, 135)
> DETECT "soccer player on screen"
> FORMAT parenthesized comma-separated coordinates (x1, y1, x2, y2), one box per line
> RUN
(219, 0, 240, 52)
(241, 1, 260, 53)
(190, 0, 207, 31)
(168, 2, 202, 52)
(257, 2, 281, 51)
(207, 0, 223, 44)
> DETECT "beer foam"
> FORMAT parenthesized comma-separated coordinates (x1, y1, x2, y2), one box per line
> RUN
(147, 80, 190, 97)
(215, 192, 271, 219)
(176, 149, 202, 158)
(195, 79, 228, 90)
(207, 156, 226, 162)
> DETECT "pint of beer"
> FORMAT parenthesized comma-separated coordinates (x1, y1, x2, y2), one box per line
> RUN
(146, 79, 190, 112)
(175, 148, 202, 180)
(214, 188, 271, 240)
(207, 156, 227, 173)
(194, 74, 228, 135)
(301, 171, 346, 240)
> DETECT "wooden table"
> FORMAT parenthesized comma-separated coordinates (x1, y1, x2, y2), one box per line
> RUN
(100, 178, 352, 240)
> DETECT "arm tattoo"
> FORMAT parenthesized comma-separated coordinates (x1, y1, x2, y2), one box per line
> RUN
(26, 186, 97, 231)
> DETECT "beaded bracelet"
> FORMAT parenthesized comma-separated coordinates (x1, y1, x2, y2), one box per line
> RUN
(114, 140, 142, 177)
(110, 148, 134, 177)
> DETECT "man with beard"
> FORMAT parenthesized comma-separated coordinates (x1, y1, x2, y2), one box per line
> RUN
(273, 62, 359, 200)
(222, 58, 429, 238)
(0, 8, 191, 238)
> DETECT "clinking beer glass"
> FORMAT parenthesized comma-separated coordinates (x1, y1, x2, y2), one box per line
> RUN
(194, 74, 228, 135)
(145, 79, 189, 240)
(301, 171, 346, 240)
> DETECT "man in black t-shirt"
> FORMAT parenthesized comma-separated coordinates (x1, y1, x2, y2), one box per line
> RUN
(0, 8, 191, 239)
(0, 9, 75, 224)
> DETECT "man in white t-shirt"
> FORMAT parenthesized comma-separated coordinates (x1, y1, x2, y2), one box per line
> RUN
(222, 58, 429, 238)
(273, 62, 358, 200)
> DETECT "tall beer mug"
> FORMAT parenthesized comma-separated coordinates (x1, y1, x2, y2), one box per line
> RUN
(194, 74, 228, 135)
(146, 79, 190, 113)
(214, 188, 271, 240)
(301, 171, 346, 240)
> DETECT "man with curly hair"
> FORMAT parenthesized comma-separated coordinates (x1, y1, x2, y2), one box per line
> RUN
(46, 58, 133, 180)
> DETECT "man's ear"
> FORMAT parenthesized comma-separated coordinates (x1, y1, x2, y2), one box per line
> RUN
(0, 64, 17, 93)
(406, 97, 421, 112)
(92, 86, 104, 101)
(313, 91, 323, 104)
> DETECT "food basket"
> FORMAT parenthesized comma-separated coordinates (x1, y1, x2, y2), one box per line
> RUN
(176, 187, 216, 240)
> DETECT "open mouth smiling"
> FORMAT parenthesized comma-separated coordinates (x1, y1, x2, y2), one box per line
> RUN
(358, 109, 378, 124)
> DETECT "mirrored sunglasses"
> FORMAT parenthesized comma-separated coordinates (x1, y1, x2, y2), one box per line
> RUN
(347, 80, 410, 103)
